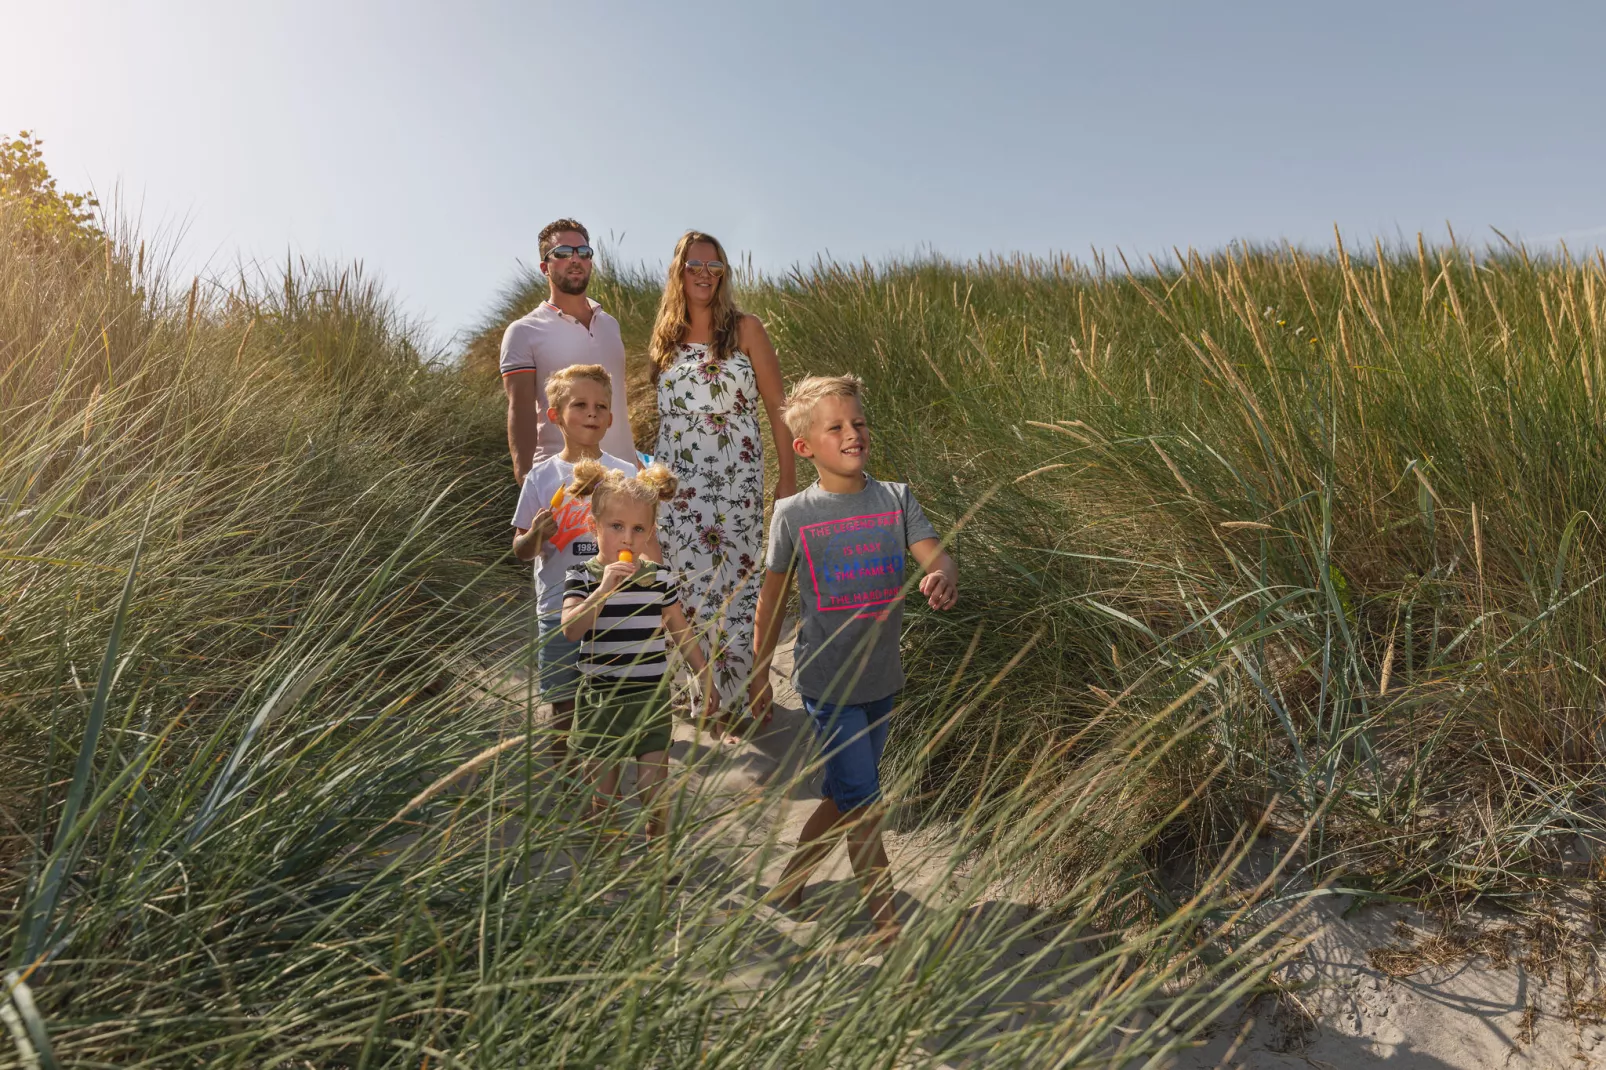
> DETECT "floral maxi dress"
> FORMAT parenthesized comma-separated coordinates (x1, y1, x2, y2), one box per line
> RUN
(655, 343, 765, 713)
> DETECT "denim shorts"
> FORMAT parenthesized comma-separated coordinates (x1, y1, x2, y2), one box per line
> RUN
(537, 613, 582, 704)
(802, 692, 897, 812)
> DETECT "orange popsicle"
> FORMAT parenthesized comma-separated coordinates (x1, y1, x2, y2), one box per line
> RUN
(618, 550, 634, 563)
(550, 487, 566, 509)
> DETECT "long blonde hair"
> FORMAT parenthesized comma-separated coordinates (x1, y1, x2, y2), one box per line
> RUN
(648, 230, 743, 382)
(569, 459, 679, 523)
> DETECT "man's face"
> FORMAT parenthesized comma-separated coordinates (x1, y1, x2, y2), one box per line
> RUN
(547, 378, 613, 447)
(795, 395, 869, 478)
(542, 229, 593, 296)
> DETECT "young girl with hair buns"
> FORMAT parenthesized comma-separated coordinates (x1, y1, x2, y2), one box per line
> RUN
(560, 460, 717, 836)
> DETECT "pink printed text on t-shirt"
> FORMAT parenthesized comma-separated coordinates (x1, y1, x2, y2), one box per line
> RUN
(798, 510, 906, 613)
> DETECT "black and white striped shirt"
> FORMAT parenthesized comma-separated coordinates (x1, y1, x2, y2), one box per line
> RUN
(562, 560, 680, 682)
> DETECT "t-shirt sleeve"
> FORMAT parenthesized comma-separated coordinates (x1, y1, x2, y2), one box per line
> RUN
(499, 320, 538, 377)
(511, 465, 551, 530)
(764, 501, 798, 574)
(562, 566, 593, 602)
(658, 572, 680, 609)
(900, 486, 940, 547)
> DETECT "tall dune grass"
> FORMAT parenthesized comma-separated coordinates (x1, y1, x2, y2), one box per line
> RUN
(732, 238, 1606, 901)
(477, 234, 1606, 903)
(3, 214, 1298, 1067)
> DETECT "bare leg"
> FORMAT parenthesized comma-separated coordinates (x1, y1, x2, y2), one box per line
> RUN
(550, 698, 575, 769)
(772, 798, 848, 909)
(589, 763, 621, 823)
(634, 750, 670, 838)
(843, 803, 898, 940)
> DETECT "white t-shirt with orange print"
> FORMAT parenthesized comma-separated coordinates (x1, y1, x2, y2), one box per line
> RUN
(512, 451, 637, 616)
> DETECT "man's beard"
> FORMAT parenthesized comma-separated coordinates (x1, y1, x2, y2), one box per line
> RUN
(553, 271, 589, 296)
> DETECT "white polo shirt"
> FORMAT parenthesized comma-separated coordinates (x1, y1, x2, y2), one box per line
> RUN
(499, 299, 636, 463)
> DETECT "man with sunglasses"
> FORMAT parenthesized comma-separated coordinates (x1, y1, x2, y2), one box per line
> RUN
(501, 218, 637, 482)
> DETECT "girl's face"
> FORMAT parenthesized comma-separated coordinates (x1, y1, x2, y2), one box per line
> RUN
(591, 497, 656, 561)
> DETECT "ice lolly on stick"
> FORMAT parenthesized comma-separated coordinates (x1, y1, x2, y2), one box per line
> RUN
(550, 486, 565, 509)
(618, 550, 634, 563)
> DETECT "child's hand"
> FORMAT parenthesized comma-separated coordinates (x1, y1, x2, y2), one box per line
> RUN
(598, 558, 639, 594)
(528, 507, 557, 543)
(920, 570, 957, 610)
(747, 676, 773, 723)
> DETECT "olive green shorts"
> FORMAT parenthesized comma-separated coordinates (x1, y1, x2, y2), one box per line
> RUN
(573, 678, 674, 760)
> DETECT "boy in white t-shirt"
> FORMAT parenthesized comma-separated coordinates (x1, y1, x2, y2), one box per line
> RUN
(512, 365, 637, 763)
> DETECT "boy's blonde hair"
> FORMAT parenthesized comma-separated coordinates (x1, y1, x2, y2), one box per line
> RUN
(569, 459, 678, 522)
(781, 373, 865, 439)
(545, 364, 613, 413)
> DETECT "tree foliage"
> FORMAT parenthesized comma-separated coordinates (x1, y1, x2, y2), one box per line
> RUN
(0, 130, 103, 248)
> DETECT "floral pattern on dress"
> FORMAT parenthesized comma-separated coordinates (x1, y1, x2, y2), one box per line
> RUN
(655, 342, 764, 712)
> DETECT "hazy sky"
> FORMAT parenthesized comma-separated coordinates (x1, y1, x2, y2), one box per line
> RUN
(5, 1, 1604, 345)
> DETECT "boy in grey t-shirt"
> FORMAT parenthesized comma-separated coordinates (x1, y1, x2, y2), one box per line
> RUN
(753, 374, 957, 945)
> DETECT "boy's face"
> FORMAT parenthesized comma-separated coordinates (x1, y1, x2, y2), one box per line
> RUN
(794, 395, 869, 478)
(590, 498, 656, 560)
(547, 378, 613, 448)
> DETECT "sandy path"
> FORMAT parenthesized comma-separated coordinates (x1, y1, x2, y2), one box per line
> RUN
(498, 617, 1605, 1067)
(1175, 890, 1603, 1068)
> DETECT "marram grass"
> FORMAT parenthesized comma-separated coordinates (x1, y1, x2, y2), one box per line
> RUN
(4, 217, 1300, 1068)
(484, 235, 1606, 901)
(742, 238, 1606, 900)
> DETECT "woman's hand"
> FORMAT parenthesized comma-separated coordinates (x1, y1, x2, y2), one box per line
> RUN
(774, 477, 797, 502)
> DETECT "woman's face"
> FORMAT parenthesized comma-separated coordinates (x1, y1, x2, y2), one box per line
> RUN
(681, 240, 723, 308)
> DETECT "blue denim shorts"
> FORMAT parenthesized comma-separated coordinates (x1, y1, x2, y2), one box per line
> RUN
(537, 613, 582, 704)
(803, 692, 897, 812)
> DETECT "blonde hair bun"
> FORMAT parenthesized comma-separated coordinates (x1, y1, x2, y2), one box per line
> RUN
(568, 458, 609, 498)
(573, 462, 678, 522)
(636, 463, 679, 502)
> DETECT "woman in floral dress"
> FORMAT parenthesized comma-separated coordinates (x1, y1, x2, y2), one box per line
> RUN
(651, 231, 795, 731)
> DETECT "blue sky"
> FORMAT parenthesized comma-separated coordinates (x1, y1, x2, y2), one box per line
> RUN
(5, 0, 1604, 345)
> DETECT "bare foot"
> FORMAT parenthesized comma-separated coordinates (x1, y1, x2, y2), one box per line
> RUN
(699, 713, 737, 743)
(867, 922, 902, 948)
(834, 924, 901, 958)
(762, 883, 804, 910)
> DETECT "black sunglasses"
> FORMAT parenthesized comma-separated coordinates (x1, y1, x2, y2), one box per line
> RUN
(545, 244, 594, 261)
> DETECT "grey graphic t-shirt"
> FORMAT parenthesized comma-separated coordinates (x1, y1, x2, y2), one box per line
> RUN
(764, 477, 939, 704)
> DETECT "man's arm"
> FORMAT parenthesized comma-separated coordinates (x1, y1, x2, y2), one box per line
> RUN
(909, 538, 958, 610)
(505, 373, 541, 484)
